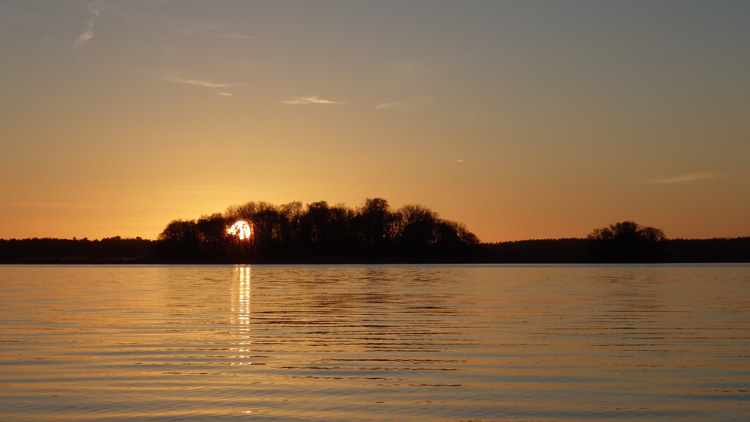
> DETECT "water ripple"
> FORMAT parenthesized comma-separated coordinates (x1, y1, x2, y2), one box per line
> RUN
(1, 264, 749, 421)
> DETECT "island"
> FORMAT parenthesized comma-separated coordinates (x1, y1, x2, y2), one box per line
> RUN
(1, 198, 749, 264)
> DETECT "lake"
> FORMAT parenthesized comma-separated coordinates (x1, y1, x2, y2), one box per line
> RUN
(1, 264, 749, 421)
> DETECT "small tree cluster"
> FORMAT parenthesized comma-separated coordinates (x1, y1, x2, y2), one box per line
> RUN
(587, 221, 667, 262)
(156, 198, 479, 262)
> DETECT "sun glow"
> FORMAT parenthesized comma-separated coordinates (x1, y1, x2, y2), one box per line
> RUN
(228, 220, 253, 240)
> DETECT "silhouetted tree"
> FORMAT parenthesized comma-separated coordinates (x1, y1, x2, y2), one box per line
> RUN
(397, 204, 438, 250)
(302, 201, 332, 246)
(253, 201, 282, 253)
(449, 221, 480, 247)
(157, 219, 202, 259)
(196, 213, 229, 258)
(279, 201, 304, 249)
(355, 198, 396, 250)
(587, 221, 667, 262)
(328, 203, 356, 252)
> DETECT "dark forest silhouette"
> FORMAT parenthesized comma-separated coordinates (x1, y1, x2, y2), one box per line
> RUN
(0, 237, 153, 264)
(156, 198, 479, 263)
(1, 200, 749, 263)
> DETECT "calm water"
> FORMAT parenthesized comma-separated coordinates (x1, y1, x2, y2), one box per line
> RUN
(1, 264, 749, 422)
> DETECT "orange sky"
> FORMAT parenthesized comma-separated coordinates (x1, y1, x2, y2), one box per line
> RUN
(1, 1, 749, 242)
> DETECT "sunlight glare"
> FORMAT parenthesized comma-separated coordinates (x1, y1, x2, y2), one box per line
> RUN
(228, 220, 253, 240)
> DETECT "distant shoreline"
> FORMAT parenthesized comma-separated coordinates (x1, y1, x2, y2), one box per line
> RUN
(2, 237, 748, 264)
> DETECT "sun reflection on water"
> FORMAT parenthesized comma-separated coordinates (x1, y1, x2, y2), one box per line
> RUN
(231, 265, 252, 365)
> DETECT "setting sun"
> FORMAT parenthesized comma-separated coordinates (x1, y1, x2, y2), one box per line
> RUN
(227, 221, 253, 240)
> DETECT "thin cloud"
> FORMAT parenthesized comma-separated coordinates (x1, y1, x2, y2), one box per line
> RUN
(74, 0, 101, 48)
(644, 172, 721, 185)
(173, 77, 232, 89)
(161, 71, 244, 96)
(374, 101, 405, 111)
(281, 96, 344, 105)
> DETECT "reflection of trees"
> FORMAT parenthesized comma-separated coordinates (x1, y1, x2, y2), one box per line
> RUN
(155, 198, 479, 262)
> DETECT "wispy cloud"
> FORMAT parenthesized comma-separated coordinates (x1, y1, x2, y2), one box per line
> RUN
(644, 172, 721, 185)
(281, 96, 344, 105)
(172, 77, 232, 89)
(374, 101, 405, 111)
(160, 71, 244, 96)
(74, 0, 101, 48)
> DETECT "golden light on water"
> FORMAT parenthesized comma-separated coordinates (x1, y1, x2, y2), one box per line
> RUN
(228, 220, 253, 240)
(231, 265, 252, 366)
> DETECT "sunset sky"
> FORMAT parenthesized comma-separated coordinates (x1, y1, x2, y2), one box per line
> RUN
(1, 1, 749, 242)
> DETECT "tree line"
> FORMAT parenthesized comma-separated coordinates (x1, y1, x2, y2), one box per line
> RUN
(155, 198, 479, 263)
(481, 221, 750, 263)
(0, 236, 154, 263)
(1, 208, 748, 263)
